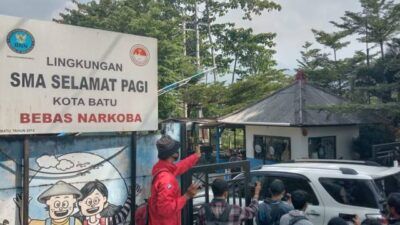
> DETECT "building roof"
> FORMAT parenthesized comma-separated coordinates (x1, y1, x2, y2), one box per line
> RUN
(219, 79, 377, 127)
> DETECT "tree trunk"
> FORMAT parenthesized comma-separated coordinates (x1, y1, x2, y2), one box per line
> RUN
(366, 42, 370, 67)
(333, 48, 341, 93)
(182, 21, 186, 56)
(205, 0, 217, 82)
(333, 48, 337, 62)
(380, 41, 384, 59)
(232, 56, 237, 84)
(194, 1, 200, 69)
(365, 18, 370, 67)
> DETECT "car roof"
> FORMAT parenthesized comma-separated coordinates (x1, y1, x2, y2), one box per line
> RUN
(255, 161, 400, 179)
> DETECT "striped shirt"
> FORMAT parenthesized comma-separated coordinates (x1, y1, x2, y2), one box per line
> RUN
(197, 198, 259, 225)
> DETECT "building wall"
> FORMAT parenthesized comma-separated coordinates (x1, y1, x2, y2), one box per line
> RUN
(306, 126, 360, 159)
(245, 125, 359, 163)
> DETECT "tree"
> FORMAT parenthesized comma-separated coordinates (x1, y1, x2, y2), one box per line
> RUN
(56, 0, 285, 120)
(311, 29, 352, 93)
(183, 0, 281, 82)
(297, 42, 327, 71)
(311, 30, 350, 62)
(215, 25, 276, 83)
(332, 0, 400, 60)
(297, 42, 337, 90)
(299, 0, 400, 139)
(223, 71, 290, 114)
(56, 0, 197, 119)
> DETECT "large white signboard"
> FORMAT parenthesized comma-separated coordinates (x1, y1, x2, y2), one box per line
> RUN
(0, 15, 158, 134)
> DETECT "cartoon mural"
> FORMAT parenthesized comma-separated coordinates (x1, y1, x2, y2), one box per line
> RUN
(0, 136, 133, 225)
(30, 180, 83, 225)
(0, 122, 182, 225)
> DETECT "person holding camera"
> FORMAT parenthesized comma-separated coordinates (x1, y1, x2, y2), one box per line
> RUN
(257, 179, 294, 225)
(197, 179, 261, 225)
(148, 135, 201, 225)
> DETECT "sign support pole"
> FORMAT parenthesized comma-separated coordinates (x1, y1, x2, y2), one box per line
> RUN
(130, 132, 137, 225)
(23, 137, 29, 225)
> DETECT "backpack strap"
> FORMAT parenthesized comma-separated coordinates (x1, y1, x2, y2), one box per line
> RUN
(203, 204, 217, 221)
(69, 218, 75, 225)
(270, 201, 283, 225)
(145, 203, 149, 225)
(219, 205, 232, 222)
(152, 169, 169, 185)
(288, 216, 308, 225)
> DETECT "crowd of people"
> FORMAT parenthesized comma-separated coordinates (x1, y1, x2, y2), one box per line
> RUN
(145, 134, 400, 225)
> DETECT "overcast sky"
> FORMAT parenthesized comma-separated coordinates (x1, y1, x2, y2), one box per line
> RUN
(0, 0, 366, 74)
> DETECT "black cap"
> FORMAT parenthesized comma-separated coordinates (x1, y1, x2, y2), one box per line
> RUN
(156, 135, 180, 160)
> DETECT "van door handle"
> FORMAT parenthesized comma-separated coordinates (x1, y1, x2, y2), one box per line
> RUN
(306, 210, 320, 216)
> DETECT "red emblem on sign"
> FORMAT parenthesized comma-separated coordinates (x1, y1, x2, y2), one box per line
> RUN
(130, 44, 150, 66)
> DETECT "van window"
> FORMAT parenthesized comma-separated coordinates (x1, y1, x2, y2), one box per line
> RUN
(319, 178, 379, 208)
(374, 172, 400, 197)
(251, 173, 319, 205)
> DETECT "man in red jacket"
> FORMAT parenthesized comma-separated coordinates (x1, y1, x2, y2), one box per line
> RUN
(149, 135, 201, 225)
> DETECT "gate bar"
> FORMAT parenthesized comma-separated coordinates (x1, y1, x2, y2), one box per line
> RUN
(130, 132, 137, 225)
(23, 137, 29, 225)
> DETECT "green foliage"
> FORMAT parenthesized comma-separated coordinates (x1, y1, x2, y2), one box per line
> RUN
(311, 29, 350, 61)
(300, 0, 400, 132)
(56, 0, 285, 120)
(56, 0, 197, 119)
(223, 72, 290, 114)
(353, 124, 396, 159)
(183, 70, 290, 118)
(214, 25, 277, 83)
(332, 0, 400, 58)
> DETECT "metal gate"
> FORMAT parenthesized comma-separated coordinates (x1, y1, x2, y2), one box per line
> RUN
(372, 142, 400, 166)
(181, 160, 252, 225)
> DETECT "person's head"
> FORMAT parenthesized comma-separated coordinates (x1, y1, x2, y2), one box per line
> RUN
(156, 135, 180, 162)
(38, 181, 82, 221)
(388, 193, 400, 218)
(211, 179, 229, 199)
(291, 190, 308, 211)
(270, 179, 285, 198)
(78, 180, 109, 217)
(328, 217, 348, 225)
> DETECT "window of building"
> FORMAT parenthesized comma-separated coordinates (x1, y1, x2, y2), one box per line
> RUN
(319, 178, 379, 208)
(253, 135, 291, 162)
(308, 136, 336, 159)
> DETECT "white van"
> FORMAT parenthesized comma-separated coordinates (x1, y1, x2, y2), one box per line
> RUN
(243, 160, 400, 225)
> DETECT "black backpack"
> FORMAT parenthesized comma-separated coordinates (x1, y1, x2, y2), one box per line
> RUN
(203, 204, 233, 225)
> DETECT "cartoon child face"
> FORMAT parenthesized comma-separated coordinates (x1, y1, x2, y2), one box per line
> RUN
(46, 194, 76, 220)
(78, 189, 108, 217)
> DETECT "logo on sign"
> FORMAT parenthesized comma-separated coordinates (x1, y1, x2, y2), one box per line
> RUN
(7, 29, 35, 54)
(130, 44, 150, 66)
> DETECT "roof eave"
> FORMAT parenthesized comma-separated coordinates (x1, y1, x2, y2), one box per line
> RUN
(217, 121, 291, 126)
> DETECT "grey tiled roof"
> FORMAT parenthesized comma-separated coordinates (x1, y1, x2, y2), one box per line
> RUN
(219, 81, 375, 126)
